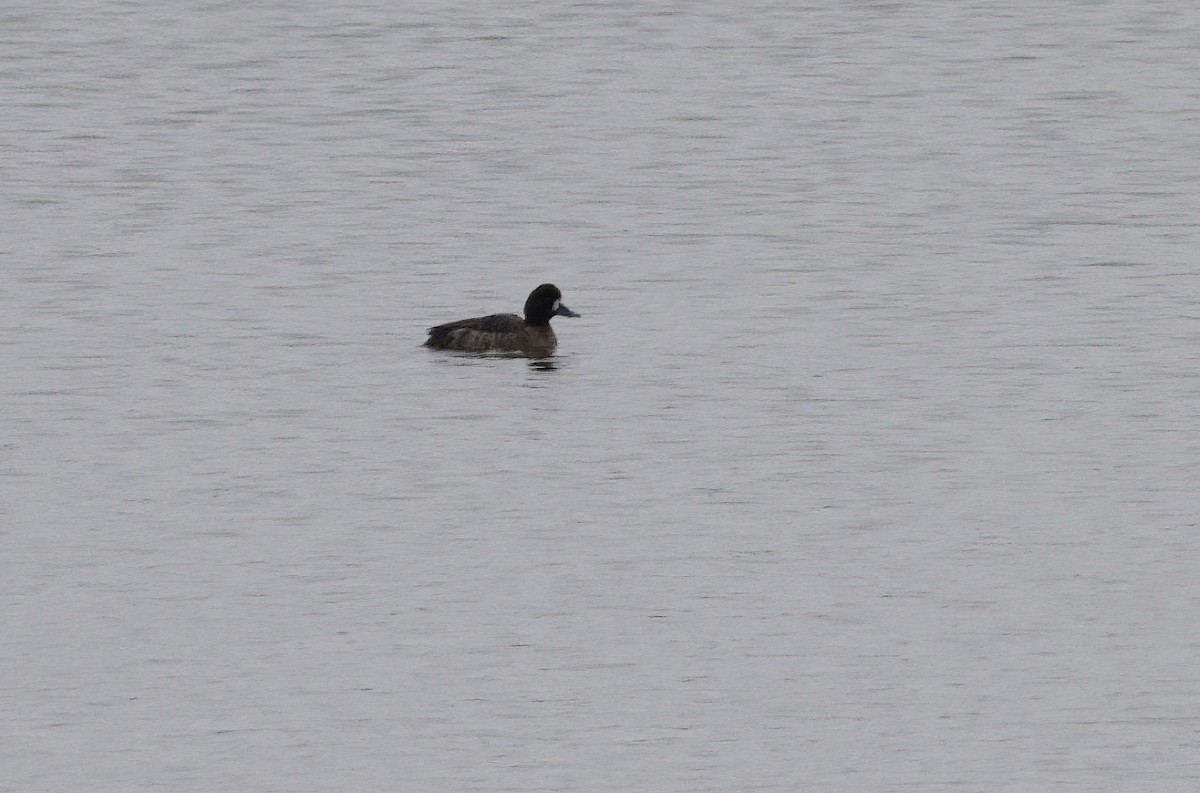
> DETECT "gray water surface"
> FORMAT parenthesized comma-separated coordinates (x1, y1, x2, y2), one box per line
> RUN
(4, 2, 1200, 791)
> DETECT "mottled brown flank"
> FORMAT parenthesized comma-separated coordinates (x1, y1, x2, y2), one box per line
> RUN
(424, 313, 558, 357)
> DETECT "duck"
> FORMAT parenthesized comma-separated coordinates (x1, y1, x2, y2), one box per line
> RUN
(423, 283, 581, 357)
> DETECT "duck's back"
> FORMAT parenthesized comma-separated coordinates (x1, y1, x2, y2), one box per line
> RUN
(425, 313, 542, 353)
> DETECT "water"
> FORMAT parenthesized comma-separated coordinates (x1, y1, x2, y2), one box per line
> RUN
(4, 1, 1200, 790)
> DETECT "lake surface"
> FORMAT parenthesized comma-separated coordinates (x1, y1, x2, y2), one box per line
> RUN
(4, 1, 1200, 790)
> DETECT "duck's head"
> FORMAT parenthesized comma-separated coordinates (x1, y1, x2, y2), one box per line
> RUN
(524, 283, 581, 325)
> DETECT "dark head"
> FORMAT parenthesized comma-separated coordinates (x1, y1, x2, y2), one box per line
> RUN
(523, 283, 581, 326)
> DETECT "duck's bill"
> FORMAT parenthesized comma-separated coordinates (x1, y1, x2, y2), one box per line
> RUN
(555, 303, 581, 318)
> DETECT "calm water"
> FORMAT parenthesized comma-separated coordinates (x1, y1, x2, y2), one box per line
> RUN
(4, 1, 1200, 791)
